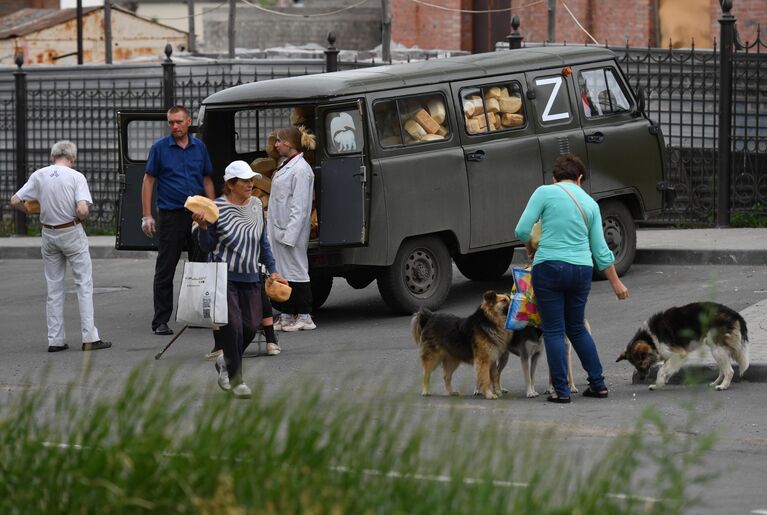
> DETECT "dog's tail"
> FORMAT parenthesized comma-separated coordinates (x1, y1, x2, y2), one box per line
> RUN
(410, 307, 432, 345)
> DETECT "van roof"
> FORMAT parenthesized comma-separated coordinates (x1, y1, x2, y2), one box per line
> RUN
(202, 46, 616, 106)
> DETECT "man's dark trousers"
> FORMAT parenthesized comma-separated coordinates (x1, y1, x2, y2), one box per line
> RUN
(152, 209, 206, 330)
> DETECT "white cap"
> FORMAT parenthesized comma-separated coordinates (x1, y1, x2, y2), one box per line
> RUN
(224, 160, 256, 181)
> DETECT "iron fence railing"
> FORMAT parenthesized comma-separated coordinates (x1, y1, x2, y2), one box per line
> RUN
(1, 5, 765, 233)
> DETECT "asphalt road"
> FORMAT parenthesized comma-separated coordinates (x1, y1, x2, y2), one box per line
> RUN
(1, 258, 766, 514)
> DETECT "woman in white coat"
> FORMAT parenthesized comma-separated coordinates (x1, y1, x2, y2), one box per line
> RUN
(269, 126, 317, 331)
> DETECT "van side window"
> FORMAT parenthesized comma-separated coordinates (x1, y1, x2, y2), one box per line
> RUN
(373, 93, 450, 147)
(532, 74, 572, 125)
(460, 82, 525, 135)
(325, 109, 364, 154)
(578, 68, 631, 118)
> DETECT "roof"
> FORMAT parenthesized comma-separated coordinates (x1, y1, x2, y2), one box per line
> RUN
(202, 46, 617, 107)
(0, 6, 186, 40)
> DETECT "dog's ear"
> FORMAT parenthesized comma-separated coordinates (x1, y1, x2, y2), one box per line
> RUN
(483, 290, 497, 302)
(616, 350, 627, 362)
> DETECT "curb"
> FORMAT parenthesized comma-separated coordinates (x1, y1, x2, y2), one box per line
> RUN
(632, 363, 767, 385)
(635, 249, 767, 266)
(0, 246, 154, 260)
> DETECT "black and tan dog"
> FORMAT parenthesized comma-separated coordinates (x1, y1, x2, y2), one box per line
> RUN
(411, 291, 512, 399)
(617, 302, 749, 391)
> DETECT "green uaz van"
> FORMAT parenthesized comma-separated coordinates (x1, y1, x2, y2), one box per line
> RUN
(117, 46, 667, 314)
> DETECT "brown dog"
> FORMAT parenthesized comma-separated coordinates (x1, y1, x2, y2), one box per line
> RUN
(411, 291, 512, 399)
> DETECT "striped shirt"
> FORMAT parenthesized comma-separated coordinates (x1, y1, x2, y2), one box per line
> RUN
(195, 196, 276, 282)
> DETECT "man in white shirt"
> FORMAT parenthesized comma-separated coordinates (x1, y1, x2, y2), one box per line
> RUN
(11, 140, 112, 353)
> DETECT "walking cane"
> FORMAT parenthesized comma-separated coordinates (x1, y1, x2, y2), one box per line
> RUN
(154, 325, 189, 360)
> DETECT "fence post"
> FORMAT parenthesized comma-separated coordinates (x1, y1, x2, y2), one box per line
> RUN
(162, 43, 175, 109)
(13, 54, 28, 236)
(717, 0, 735, 227)
(507, 15, 523, 49)
(325, 32, 339, 73)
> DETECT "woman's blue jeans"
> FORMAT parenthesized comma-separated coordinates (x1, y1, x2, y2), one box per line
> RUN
(531, 260, 606, 398)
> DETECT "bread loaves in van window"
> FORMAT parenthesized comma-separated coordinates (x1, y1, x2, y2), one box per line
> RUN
(404, 119, 428, 140)
(501, 113, 525, 127)
(414, 109, 441, 134)
(485, 97, 500, 114)
(436, 125, 449, 137)
(485, 86, 502, 99)
(499, 96, 522, 114)
(499, 87, 510, 98)
(421, 134, 445, 141)
(426, 99, 446, 124)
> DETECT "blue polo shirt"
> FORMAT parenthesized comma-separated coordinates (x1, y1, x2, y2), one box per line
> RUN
(146, 134, 213, 210)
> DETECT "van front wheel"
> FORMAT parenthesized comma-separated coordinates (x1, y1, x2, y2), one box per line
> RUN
(599, 200, 636, 277)
(377, 236, 452, 315)
(454, 247, 514, 281)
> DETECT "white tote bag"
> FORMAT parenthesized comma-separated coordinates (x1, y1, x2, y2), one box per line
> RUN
(175, 261, 228, 327)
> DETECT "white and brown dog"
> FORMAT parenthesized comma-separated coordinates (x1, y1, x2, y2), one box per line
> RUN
(617, 302, 749, 390)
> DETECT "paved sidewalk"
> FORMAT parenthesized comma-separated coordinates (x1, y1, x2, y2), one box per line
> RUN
(2, 228, 766, 383)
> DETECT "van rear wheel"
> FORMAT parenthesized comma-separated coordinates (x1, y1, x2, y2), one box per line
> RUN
(377, 236, 452, 315)
(598, 200, 636, 278)
(310, 273, 333, 310)
(454, 247, 514, 281)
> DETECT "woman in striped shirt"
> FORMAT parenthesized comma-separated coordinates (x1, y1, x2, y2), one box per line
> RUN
(192, 160, 287, 399)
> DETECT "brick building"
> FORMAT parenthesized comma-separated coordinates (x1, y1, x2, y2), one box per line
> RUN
(391, 0, 767, 52)
(0, 0, 57, 18)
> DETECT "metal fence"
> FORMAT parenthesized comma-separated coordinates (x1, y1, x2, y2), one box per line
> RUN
(0, 48, 372, 234)
(1, 5, 765, 233)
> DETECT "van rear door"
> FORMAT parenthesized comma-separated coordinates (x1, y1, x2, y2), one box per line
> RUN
(115, 110, 168, 250)
(525, 68, 590, 189)
(316, 102, 369, 246)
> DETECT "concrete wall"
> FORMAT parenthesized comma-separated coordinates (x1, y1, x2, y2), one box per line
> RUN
(203, 4, 383, 53)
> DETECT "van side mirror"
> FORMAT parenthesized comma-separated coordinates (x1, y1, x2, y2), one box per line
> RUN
(636, 87, 646, 115)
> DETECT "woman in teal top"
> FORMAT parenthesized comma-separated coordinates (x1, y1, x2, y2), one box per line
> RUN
(515, 154, 629, 404)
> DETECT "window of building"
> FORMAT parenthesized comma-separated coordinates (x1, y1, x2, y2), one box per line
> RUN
(373, 93, 450, 148)
(459, 82, 526, 135)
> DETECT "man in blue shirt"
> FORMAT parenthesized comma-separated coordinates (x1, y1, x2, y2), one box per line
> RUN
(141, 105, 214, 335)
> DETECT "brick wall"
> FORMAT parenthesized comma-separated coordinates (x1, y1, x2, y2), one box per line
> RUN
(716, 0, 767, 48)
(388, 0, 764, 53)
(0, 0, 57, 17)
(391, 0, 472, 51)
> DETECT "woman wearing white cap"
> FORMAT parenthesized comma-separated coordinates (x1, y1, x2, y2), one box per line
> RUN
(192, 160, 287, 399)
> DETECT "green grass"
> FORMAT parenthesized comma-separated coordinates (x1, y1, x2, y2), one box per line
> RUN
(0, 369, 717, 514)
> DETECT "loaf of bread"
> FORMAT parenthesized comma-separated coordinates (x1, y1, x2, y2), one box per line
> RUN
(436, 125, 449, 137)
(499, 87, 510, 98)
(266, 133, 280, 161)
(250, 157, 277, 177)
(499, 96, 522, 114)
(259, 192, 269, 209)
(404, 119, 427, 140)
(463, 98, 484, 117)
(427, 99, 446, 124)
(414, 109, 440, 134)
(24, 199, 40, 214)
(485, 86, 502, 99)
(485, 97, 500, 114)
(265, 277, 292, 302)
(421, 134, 445, 141)
(184, 195, 219, 223)
(252, 172, 272, 194)
(501, 113, 525, 127)
(466, 116, 488, 134)
(492, 113, 502, 130)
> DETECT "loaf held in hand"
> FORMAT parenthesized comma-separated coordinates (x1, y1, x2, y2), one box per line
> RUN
(184, 195, 219, 223)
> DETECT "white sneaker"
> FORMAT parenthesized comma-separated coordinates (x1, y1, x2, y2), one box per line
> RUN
(232, 383, 252, 399)
(282, 315, 316, 332)
(274, 315, 295, 332)
(215, 354, 231, 391)
(266, 342, 281, 355)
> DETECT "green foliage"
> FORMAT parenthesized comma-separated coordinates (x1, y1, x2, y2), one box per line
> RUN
(0, 369, 717, 514)
(731, 203, 767, 228)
